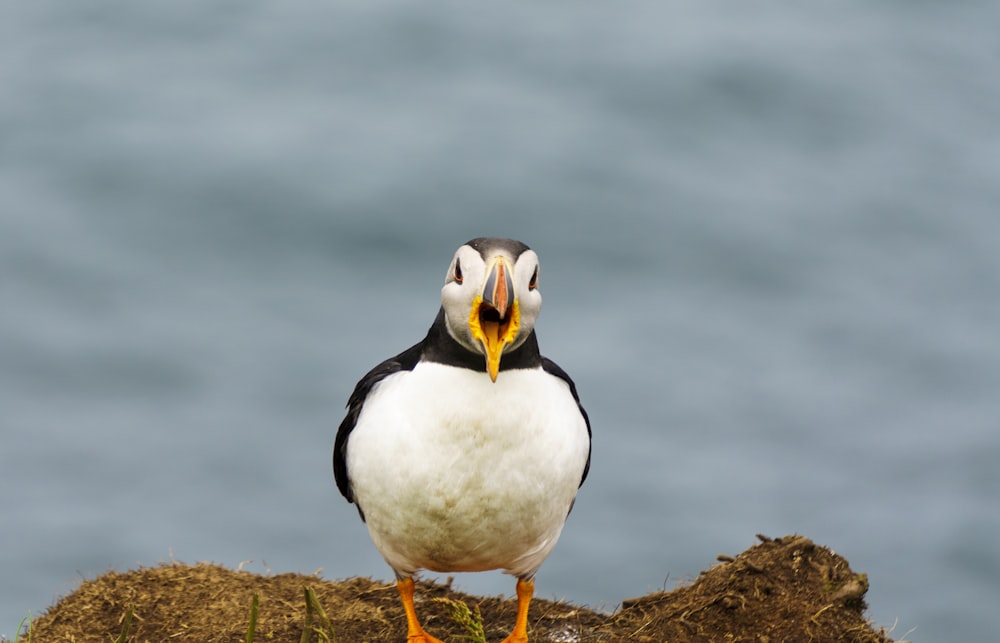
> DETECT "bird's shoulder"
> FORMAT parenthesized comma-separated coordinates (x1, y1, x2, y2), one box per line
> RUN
(346, 342, 424, 411)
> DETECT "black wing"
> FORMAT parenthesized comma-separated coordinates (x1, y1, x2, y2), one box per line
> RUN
(333, 341, 423, 511)
(541, 357, 591, 487)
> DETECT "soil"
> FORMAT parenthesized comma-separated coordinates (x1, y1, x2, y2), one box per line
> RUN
(17, 534, 895, 642)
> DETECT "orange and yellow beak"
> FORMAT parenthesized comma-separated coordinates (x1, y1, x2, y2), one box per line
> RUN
(468, 257, 520, 382)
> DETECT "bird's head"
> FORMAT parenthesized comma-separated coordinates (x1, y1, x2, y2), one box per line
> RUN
(441, 238, 542, 382)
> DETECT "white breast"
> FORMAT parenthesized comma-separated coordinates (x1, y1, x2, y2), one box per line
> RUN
(345, 361, 590, 578)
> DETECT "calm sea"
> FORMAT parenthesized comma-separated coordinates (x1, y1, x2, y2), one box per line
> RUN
(3, 3, 999, 641)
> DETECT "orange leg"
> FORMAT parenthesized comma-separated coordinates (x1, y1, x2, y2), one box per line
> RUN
(500, 577, 534, 643)
(397, 577, 446, 643)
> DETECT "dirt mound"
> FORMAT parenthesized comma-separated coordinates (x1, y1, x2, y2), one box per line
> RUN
(17, 535, 894, 642)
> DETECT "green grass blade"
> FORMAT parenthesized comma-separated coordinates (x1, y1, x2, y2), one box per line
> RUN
(112, 605, 134, 643)
(245, 593, 260, 643)
(14, 613, 32, 643)
(298, 586, 335, 642)
(299, 587, 314, 643)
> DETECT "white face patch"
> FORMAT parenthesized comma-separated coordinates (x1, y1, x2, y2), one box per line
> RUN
(440, 243, 542, 358)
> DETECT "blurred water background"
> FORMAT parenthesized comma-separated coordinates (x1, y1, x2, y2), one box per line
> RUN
(3, 2, 999, 641)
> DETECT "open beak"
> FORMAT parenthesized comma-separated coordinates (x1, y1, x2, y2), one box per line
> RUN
(468, 256, 520, 382)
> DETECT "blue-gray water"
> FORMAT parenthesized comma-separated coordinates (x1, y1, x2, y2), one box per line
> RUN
(2, 3, 999, 641)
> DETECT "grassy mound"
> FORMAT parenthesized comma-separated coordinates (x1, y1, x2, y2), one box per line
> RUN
(13, 535, 895, 642)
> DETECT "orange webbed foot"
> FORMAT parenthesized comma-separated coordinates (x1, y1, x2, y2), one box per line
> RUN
(407, 634, 446, 643)
(397, 577, 446, 643)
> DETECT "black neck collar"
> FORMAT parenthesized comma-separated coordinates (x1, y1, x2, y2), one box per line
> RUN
(419, 308, 542, 373)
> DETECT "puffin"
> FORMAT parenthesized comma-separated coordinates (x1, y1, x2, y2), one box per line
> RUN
(333, 237, 591, 643)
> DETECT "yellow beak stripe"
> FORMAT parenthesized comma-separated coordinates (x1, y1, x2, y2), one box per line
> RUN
(469, 296, 520, 382)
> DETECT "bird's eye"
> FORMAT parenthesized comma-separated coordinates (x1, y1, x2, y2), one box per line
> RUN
(528, 266, 539, 290)
(453, 259, 464, 284)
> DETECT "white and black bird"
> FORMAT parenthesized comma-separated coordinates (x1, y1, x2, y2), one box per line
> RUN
(333, 238, 591, 643)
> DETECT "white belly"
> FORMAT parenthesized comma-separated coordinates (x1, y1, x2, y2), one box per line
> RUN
(345, 362, 589, 578)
